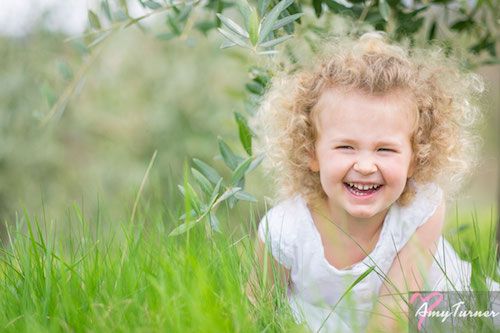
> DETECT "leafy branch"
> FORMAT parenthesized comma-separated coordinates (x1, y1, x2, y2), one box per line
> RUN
(42, 0, 202, 127)
(216, 0, 303, 54)
(42, 0, 499, 238)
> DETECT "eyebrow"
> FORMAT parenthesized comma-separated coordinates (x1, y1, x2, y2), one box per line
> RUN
(330, 138, 403, 147)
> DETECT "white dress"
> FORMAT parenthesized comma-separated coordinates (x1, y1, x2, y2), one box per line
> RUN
(257, 182, 491, 332)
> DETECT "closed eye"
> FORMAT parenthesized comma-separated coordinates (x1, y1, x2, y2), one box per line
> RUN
(378, 148, 396, 152)
(336, 146, 353, 150)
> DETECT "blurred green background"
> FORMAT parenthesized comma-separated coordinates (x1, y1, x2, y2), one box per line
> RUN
(0, 3, 498, 236)
(1, 31, 248, 230)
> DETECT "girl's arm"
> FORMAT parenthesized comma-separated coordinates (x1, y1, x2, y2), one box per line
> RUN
(365, 199, 446, 332)
(245, 237, 291, 306)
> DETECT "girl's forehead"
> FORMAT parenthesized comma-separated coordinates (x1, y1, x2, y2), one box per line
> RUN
(314, 87, 418, 129)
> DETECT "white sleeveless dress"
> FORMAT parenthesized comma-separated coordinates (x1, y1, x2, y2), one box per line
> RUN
(257, 182, 493, 332)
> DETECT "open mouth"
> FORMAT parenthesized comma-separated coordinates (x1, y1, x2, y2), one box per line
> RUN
(343, 182, 383, 197)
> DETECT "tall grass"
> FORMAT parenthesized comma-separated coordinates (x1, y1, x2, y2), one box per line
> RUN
(0, 189, 497, 332)
(0, 196, 305, 332)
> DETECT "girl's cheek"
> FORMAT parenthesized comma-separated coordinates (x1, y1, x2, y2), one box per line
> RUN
(378, 162, 406, 178)
(379, 156, 403, 166)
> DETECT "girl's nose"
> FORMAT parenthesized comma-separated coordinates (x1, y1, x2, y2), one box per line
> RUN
(353, 161, 377, 174)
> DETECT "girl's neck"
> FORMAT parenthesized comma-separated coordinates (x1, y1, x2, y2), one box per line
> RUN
(311, 197, 388, 244)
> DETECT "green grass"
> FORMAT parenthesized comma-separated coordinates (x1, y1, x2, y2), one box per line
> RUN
(0, 201, 303, 333)
(0, 197, 498, 332)
(445, 204, 499, 290)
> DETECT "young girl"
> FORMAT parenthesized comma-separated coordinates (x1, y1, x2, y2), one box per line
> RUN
(246, 32, 495, 332)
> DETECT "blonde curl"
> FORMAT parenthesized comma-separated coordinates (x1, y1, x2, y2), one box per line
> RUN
(251, 32, 483, 206)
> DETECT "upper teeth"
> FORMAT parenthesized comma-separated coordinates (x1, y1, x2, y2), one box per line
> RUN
(348, 183, 381, 190)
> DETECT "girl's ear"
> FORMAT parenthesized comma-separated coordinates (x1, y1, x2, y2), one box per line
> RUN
(407, 156, 416, 178)
(308, 150, 320, 172)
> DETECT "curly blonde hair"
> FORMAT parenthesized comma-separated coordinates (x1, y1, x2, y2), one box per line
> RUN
(251, 32, 483, 206)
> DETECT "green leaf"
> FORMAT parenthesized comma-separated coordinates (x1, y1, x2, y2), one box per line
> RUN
(187, 182, 202, 213)
(143, 0, 162, 9)
(234, 112, 253, 155)
(215, 187, 242, 206)
(394, 5, 428, 37)
(195, 20, 217, 35)
(450, 19, 474, 32)
(88, 10, 102, 30)
(259, 34, 293, 48)
(231, 157, 253, 185)
(408, 5, 429, 17)
(287, 1, 301, 15)
(248, 8, 260, 46)
(257, 50, 279, 55)
(378, 0, 390, 21)
(156, 32, 177, 41)
(469, 34, 496, 56)
(101, 0, 112, 21)
(480, 57, 500, 65)
(249, 66, 270, 86)
(57, 61, 73, 81)
(216, 14, 249, 38)
(395, 10, 425, 37)
(71, 40, 90, 56)
(259, 0, 294, 43)
(218, 138, 242, 170)
(168, 219, 201, 236)
(236, 0, 252, 30)
(234, 190, 257, 202)
(177, 5, 192, 22)
(217, 28, 250, 48)
(258, 0, 271, 17)
(124, 14, 143, 28)
(207, 0, 233, 11)
(313, 0, 323, 17)
(40, 82, 57, 107)
(177, 184, 201, 214)
(179, 209, 197, 220)
(167, 15, 182, 35)
(191, 168, 213, 196)
(272, 13, 303, 31)
(245, 81, 265, 95)
(88, 30, 112, 49)
(209, 212, 221, 232)
(209, 179, 224, 206)
(220, 40, 237, 49)
(114, 9, 128, 21)
(324, 0, 353, 14)
(192, 158, 223, 185)
(246, 153, 264, 174)
(345, 266, 374, 293)
(228, 195, 238, 209)
(427, 20, 437, 41)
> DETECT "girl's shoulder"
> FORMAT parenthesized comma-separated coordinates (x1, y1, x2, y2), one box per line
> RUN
(399, 181, 443, 227)
(375, 181, 444, 259)
(391, 182, 443, 233)
(257, 195, 309, 268)
(264, 194, 307, 217)
(257, 195, 307, 237)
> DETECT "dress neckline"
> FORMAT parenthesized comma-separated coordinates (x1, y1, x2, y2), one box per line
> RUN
(297, 196, 395, 275)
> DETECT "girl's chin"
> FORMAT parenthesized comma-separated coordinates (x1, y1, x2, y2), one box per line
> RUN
(346, 209, 378, 220)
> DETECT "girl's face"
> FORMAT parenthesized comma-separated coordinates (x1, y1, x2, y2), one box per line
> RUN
(309, 88, 416, 220)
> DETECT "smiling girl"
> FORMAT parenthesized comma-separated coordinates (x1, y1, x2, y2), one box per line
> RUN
(246, 32, 495, 332)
